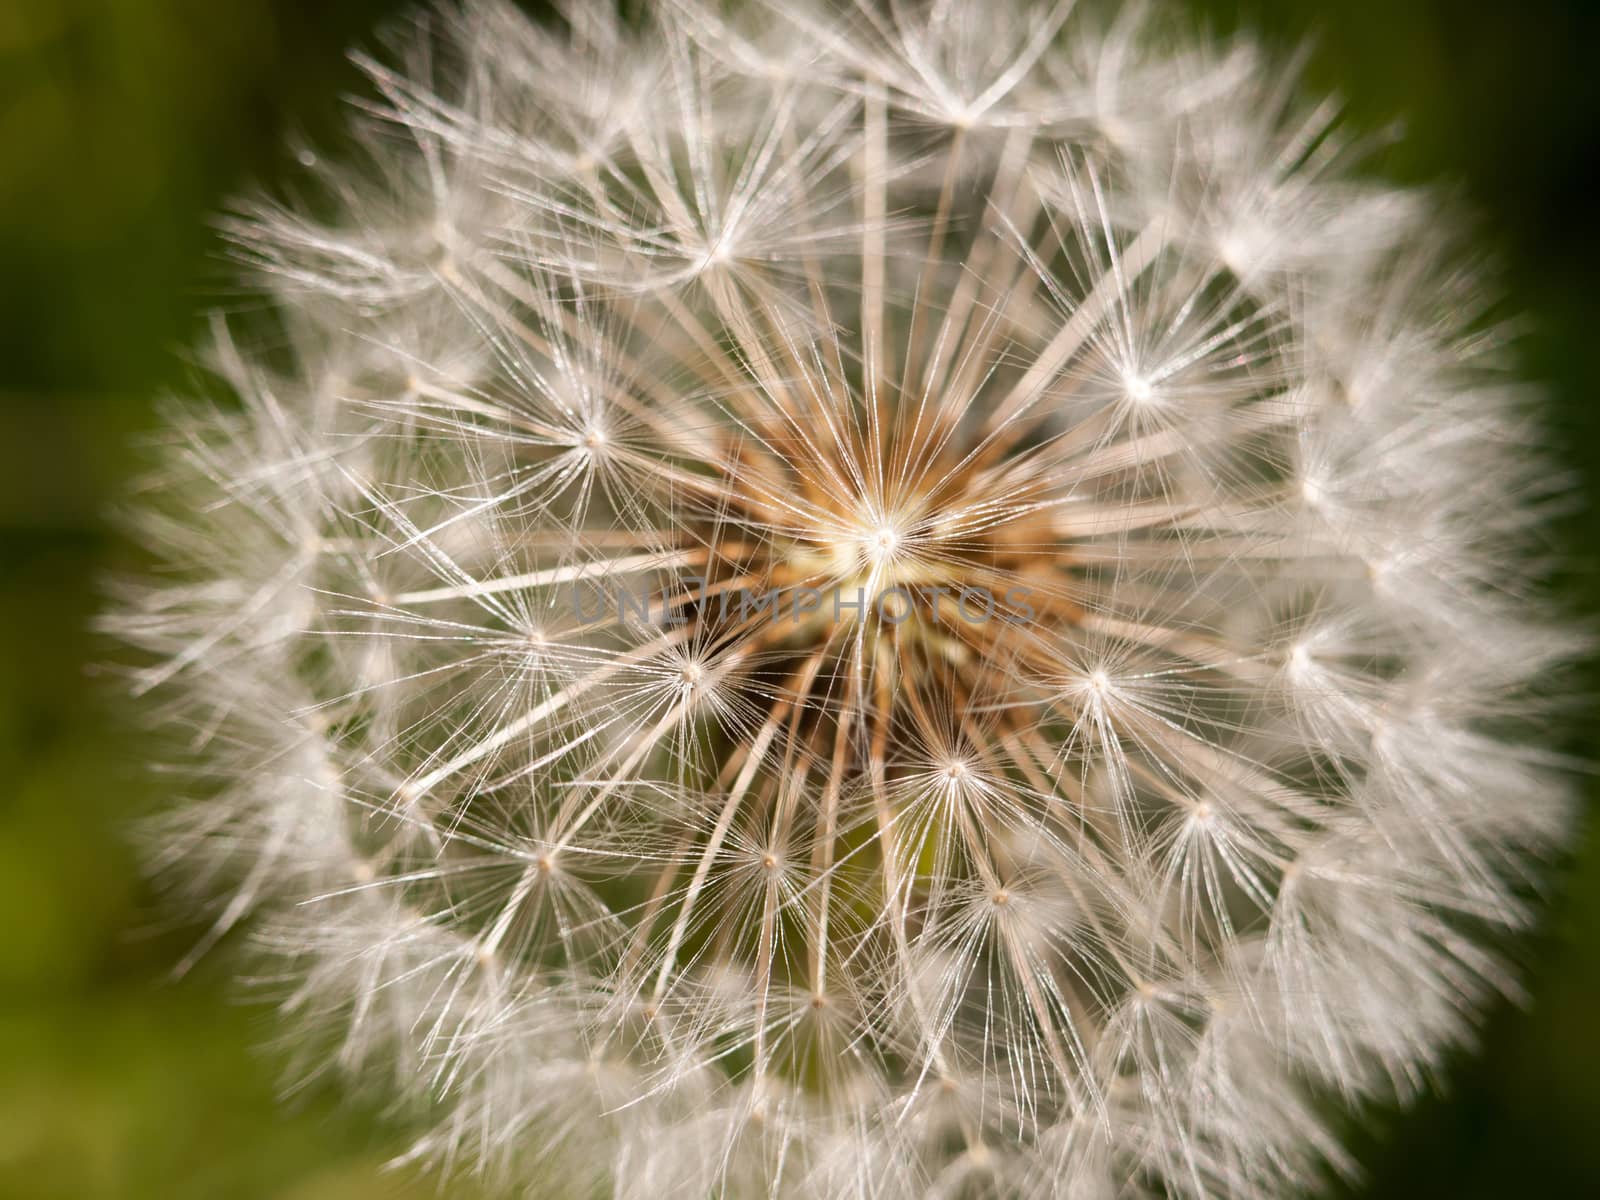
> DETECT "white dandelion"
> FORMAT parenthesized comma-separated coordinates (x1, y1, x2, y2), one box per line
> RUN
(108, 1, 1580, 1197)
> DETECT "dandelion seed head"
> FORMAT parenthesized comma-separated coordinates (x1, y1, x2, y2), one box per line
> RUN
(108, 1, 1580, 1197)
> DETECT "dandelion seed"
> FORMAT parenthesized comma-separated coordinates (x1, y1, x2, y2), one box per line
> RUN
(108, 1, 1580, 1197)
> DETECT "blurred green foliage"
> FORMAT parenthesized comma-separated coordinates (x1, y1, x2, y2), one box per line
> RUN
(0, 1, 1595, 1197)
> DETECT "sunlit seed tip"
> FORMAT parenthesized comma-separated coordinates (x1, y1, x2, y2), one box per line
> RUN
(1123, 373, 1157, 405)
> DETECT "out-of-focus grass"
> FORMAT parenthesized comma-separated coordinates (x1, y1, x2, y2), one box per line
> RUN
(0, 1, 1595, 1197)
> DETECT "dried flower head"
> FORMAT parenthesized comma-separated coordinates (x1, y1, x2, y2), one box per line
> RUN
(109, 1, 1579, 1197)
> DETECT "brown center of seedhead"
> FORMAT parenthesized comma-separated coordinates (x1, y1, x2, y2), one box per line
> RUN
(540, 371, 1108, 1097)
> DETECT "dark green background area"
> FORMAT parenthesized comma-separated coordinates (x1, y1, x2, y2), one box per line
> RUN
(0, 1, 1595, 1196)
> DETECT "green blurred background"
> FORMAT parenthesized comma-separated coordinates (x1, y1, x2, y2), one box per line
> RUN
(1, 1, 1596, 1197)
